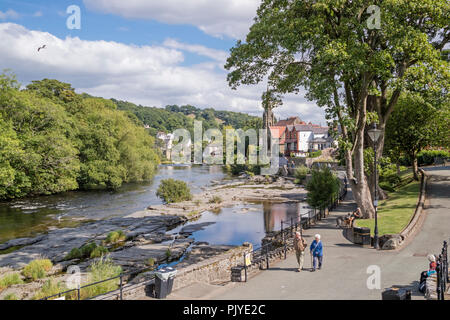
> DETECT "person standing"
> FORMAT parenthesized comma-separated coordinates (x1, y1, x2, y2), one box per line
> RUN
(293, 232, 307, 272)
(310, 234, 323, 271)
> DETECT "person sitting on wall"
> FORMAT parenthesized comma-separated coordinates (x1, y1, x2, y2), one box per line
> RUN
(419, 254, 437, 294)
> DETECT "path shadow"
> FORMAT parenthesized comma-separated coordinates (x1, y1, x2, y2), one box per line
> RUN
(268, 267, 300, 272)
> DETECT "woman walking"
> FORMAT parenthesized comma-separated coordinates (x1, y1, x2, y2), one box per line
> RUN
(310, 234, 323, 272)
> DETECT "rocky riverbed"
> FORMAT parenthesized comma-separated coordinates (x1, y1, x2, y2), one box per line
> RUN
(0, 175, 307, 300)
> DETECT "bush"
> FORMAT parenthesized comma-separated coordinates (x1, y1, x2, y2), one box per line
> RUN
(156, 179, 192, 203)
(75, 257, 122, 300)
(105, 230, 126, 244)
(379, 181, 396, 193)
(293, 166, 309, 184)
(22, 259, 53, 280)
(306, 168, 341, 210)
(309, 150, 322, 158)
(65, 242, 108, 260)
(33, 280, 66, 300)
(417, 150, 450, 166)
(90, 246, 109, 258)
(65, 247, 82, 260)
(0, 273, 23, 289)
(208, 196, 223, 204)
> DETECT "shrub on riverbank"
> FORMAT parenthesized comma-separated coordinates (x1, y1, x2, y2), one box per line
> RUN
(73, 257, 122, 300)
(0, 272, 23, 289)
(33, 280, 66, 300)
(293, 166, 309, 184)
(65, 242, 109, 260)
(306, 168, 340, 210)
(3, 293, 18, 300)
(104, 230, 126, 245)
(22, 259, 53, 280)
(208, 196, 223, 204)
(156, 179, 192, 203)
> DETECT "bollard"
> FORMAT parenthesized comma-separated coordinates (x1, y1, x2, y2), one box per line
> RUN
(119, 275, 123, 300)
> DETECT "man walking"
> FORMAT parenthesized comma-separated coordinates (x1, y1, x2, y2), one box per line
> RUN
(293, 232, 307, 272)
(310, 234, 323, 272)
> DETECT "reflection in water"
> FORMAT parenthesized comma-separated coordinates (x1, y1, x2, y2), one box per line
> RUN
(175, 201, 310, 248)
(0, 165, 228, 243)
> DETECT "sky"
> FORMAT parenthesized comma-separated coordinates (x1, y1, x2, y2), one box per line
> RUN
(0, 0, 326, 124)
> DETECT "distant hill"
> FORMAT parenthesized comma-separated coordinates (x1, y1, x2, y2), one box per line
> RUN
(112, 99, 262, 136)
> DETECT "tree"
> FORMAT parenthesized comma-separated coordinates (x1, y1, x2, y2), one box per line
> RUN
(306, 167, 341, 211)
(225, 0, 449, 218)
(385, 92, 449, 180)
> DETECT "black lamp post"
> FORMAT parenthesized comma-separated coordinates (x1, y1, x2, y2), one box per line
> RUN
(368, 123, 382, 249)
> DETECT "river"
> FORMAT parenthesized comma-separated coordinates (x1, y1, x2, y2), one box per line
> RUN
(0, 165, 227, 243)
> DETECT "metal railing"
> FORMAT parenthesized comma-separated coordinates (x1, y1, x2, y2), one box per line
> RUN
(41, 265, 156, 300)
(437, 240, 449, 300)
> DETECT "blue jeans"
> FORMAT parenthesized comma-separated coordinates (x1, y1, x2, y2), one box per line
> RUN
(313, 255, 323, 270)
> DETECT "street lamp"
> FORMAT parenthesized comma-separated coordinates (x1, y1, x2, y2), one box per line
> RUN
(368, 123, 382, 249)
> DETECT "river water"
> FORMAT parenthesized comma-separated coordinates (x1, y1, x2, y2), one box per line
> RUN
(0, 165, 227, 243)
(0, 165, 309, 249)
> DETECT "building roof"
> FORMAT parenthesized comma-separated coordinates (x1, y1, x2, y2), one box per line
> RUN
(269, 126, 286, 139)
(274, 116, 304, 126)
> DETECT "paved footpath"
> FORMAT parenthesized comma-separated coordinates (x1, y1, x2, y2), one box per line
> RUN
(168, 167, 449, 300)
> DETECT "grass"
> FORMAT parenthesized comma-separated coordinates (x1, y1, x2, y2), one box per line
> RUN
(22, 259, 53, 280)
(32, 280, 67, 300)
(104, 230, 126, 245)
(0, 273, 23, 290)
(65, 242, 109, 260)
(3, 293, 18, 300)
(355, 179, 421, 236)
(208, 196, 223, 204)
(67, 257, 122, 300)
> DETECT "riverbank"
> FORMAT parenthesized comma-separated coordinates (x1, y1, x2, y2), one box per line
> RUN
(127, 175, 307, 220)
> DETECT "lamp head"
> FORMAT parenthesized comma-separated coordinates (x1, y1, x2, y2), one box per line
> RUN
(368, 123, 382, 143)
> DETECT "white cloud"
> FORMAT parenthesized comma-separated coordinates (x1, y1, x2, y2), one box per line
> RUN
(33, 11, 43, 17)
(83, 0, 260, 39)
(0, 23, 325, 124)
(0, 9, 19, 20)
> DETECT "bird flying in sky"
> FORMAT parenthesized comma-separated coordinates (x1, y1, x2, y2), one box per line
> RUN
(37, 45, 46, 52)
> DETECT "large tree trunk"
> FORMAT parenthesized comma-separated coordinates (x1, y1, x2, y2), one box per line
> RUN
(344, 94, 376, 219)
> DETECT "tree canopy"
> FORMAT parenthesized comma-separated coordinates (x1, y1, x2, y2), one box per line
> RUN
(225, 0, 449, 218)
(0, 75, 160, 199)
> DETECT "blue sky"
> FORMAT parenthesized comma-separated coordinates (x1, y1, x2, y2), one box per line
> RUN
(0, 0, 325, 123)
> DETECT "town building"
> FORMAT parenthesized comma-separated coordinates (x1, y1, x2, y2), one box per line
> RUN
(270, 118, 334, 157)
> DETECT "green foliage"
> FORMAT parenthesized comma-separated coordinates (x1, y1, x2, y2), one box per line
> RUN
(3, 293, 18, 300)
(104, 230, 126, 245)
(65, 247, 82, 260)
(113, 100, 261, 136)
(0, 75, 160, 200)
(0, 273, 23, 289)
(90, 246, 109, 259)
(225, 163, 261, 176)
(293, 166, 309, 184)
(147, 258, 155, 267)
(166, 249, 172, 259)
(32, 280, 66, 300)
(309, 150, 322, 158)
(208, 196, 223, 204)
(417, 150, 450, 166)
(156, 179, 192, 204)
(22, 259, 53, 280)
(306, 168, 340, 210)
(65, 257, 122, 300)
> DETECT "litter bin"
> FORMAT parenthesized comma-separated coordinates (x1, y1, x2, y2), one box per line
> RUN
(353, 227, 371, 245)
(154, 267, 177, 299)
(381, 287, 411, 300)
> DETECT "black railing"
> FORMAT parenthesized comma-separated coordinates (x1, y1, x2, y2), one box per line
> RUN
(41, 265, 156, 300)
(437, 240, 448, 300)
